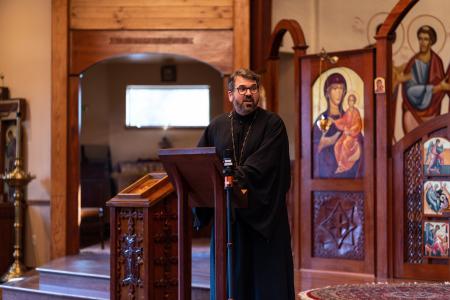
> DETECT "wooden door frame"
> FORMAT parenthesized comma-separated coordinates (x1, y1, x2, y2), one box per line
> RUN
(375, 0, 418, 278)
(264, 19, 308, 270)
(51, 0, 251, 258)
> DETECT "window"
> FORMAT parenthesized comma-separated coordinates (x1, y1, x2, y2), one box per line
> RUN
(125, 85, 210, 128)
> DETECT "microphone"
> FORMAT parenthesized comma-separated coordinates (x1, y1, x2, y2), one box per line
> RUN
(223, 149, 234, 186)
(223, 149, 233, 174)
(223, 148, 235, 298)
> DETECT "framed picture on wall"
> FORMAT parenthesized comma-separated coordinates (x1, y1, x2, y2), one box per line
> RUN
(161, 65, 177, 82)
(0, 98, 25, 203)
(423, 220, 449, 258)
(2, 123, 16, 202)
(423, 137, 450, 176)
(423, 180, 450, 216)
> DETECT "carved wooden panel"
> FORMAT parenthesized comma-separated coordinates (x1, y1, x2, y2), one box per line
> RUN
(116, 208, 145, 299)
(393, 114, 450, 280)
(404, 141, 423, 264)
(313, 192, 364, 260)
(151, 194, 178, 299)
(300, 49, 375, 274)
(112, 194, 178, 300)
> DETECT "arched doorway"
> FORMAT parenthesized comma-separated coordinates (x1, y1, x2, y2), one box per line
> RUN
(77, 53, 224, 250)
(51, 26, 235, 257)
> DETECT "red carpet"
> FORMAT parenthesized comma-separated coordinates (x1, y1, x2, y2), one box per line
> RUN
(299, 282, 450, 300)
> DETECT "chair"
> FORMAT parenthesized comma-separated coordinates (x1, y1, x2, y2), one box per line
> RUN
(79, 145, 113, 249)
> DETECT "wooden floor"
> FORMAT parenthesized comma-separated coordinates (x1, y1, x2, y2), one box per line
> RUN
(1, 239, 434, 300)
(82, 239, 430, 295)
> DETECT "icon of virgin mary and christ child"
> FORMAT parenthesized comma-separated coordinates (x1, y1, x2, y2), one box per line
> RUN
(313, 73, 364, 178)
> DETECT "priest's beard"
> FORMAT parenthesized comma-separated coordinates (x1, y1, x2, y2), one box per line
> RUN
(232, 94, 259, 116)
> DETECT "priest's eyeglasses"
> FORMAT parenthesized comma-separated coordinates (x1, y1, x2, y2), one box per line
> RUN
(236, 85, 259, 95)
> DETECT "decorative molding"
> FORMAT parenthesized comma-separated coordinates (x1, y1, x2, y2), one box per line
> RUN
(70, 30, 233, 75)
(110, 37, 194, 45)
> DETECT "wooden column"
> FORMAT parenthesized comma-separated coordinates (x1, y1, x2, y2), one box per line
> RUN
(250, 0, 272, 72)
(233, 0, 250, 69)
(67, 76, 81, 254)
(375, 0, 418, 278)
(51, 0, 69, 259)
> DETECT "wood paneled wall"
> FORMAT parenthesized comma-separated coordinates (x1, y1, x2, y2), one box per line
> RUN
(70, 0, 234, 30)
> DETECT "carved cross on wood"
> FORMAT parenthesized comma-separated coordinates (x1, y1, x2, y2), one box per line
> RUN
(121, 233, 143, 287)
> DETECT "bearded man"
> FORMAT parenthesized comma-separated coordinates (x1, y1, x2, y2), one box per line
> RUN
(194, 68, 295, 300)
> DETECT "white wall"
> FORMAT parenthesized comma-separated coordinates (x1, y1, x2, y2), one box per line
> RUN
(273, 0, 450, 142)
(0, 0, 51, 266)
(272, 0, 398, 54)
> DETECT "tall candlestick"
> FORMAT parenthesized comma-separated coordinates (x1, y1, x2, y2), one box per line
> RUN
(1, 111, 35, 282)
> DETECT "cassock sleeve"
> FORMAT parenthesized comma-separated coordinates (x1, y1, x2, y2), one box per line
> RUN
(234, 114, 291, 239)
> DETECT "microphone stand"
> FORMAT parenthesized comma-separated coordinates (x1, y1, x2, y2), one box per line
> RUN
(223, 151, 234, 300)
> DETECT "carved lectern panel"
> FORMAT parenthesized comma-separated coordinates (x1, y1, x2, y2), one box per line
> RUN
(108, 173, 177, 300)
(313, 191, 365, 260)
(151, 194, 178, 299)
(116, 208, 145, 299)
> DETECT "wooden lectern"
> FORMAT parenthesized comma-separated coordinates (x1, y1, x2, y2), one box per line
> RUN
(159, 147, 245, 300)
(107, 173, 178, 300)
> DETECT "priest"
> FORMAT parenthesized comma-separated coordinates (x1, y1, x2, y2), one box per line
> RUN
(195, 68, 295, 300)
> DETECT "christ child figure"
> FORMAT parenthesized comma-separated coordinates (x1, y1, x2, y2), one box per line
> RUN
(332, 93, 363, 174)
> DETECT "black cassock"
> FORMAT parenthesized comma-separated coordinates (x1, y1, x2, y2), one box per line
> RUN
(195, 107, 295, 300)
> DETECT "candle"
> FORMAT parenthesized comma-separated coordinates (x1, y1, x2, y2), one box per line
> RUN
(16, 112, 21, 160)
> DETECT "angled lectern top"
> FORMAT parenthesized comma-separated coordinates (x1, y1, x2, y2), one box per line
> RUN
(159, 147, 223, 208)
(159, 147, 245, 300)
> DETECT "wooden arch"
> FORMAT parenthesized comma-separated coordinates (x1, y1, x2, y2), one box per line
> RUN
(374, 0, 419, 278)
(69, 31, 233, 76)
(264, 19, 308, 113)
(263, 19, 308, 269)
(51, 0, 249, 258)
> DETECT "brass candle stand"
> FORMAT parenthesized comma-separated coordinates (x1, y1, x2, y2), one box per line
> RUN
(1, 112, 35, 282)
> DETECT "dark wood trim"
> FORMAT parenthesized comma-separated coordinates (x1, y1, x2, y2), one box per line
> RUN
(375, 0, 419, 278)
(27, 200, 51, 206)
(67, 76, 81, 255)
(250, 0, 272, 72)
(267, 19, 308, 60)
(265, 19, 308, 113)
